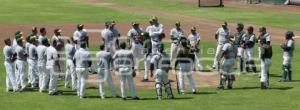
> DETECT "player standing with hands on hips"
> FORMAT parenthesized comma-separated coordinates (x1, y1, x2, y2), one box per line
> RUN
(279, 31, 295, 82)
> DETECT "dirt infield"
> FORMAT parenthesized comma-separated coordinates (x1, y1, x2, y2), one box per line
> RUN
(86, 70, 220, 89)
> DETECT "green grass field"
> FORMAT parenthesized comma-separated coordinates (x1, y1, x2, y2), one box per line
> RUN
(0, 0, 300, 110)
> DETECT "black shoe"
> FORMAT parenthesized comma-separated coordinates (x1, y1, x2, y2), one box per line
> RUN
(227, 85, 233, 89)
(141, 79, 149, 82)
(49, 92, 59, 96)
(132, 97, 140, 100)
(122, 97, 127, 100)
(192, 91, 197, 94)
(217, 86, 224, 90)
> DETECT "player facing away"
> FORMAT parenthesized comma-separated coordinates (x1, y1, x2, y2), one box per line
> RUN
(73, 41, 92, 99)
(28, 36, 39, 88)
(175, 39, 197, 94)
(96, 44, 119, 99)
(218, 39, 236, 90)
(45, 40, 60, 95)
(15, 35, 28, 91)
(151, 43, 174, 100)
(259, 39, 272, 89)
(113, 42, 139, 100)
(37, 38, 49, 92)
(280, 31, 295, 82)
(3, 38, 18, 92)
(64, 37, 77, 90)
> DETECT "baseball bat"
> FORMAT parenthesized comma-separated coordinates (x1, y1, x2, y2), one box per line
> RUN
(175, 73, 180, 94)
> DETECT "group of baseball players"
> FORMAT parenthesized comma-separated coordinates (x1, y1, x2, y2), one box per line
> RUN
(3, 16, 295, 100)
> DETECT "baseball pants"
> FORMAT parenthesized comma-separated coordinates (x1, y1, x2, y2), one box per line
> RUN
(213, 44, 224, 69)
(155, 69, 173, 99)
(65, 59, 77, 90)
(178, 63, 196, 93)
(38, 64, 49, 92)
(237, 47, 246, 72)
(170, 43, 178, 67)
(221, 58, 235, 75)
(76, 68, 89, 97)
(16, 60, 27, 89)
(193, 51, 203, 71)
(46, 66, 58, 94)
(151, 40, 160, 55)
(98, 68, 118, 97)
(28, 59, 39, 87)
(117, 68, 137, 98)
(260, 59, 271, 83)
(144, 55, 152, 79)
(131, 42, 144, 69)
(4, 61, 18, 92)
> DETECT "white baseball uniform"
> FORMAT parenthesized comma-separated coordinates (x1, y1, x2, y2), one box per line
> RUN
(113, 49, 137, 98)
(219, 42, 236, 89)
(213, 27, 231, 69)
(3, 45, 18, 92)
(73, 29, 88, 50)
(96, 51, 118, 98)
(151, 52, 173, 99)
(127, 27, 144, 69)
(169, 28, 184, 67)
(65, 43, 77, 90)
(101, 28, 117, 54)
(15, 45, 27, 90)
(260, 44, 272, 86)
(73, 48, 92, 98)
(28, 44, 39, 87)
(149, 23, 164, 55)
(45, 46, 59, 94)
(188, 33, 203, 71)
(37, 44, 48, 92)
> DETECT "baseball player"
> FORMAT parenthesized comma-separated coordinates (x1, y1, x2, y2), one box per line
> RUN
(218, 38, 236, 90)
(28, 36, 39, 88)
(142, 32, 153, 82)
(73, 41, 92, 99)
(113, 42, 139, 100)
(175, 39, 197, 94)
(169, 21, 184, 68)
(12, 31, 22, 49)
(259, 39, 272, 89)
(52, 28, 66, 75)
(242, 26, 257, 73)
(151, 43, 174, 100)
(38, 28, 47, 45)
(188, 27, 204, 71)
(37, 38, 49, 92)
(3, 38, 18, 92)
(73, 24, 88, 50)
(45, 40, 60, 95)
(111, 20, 120, 49)
(213, 22, 231, 70)
(233, 23, 246, 73)
(101, 21, 118, 54)
(64, 37, 77, 90)
(280, 31, 295, 82)
(127, 22, 143, 47)
(127, 22, 144, 69)
(149, 16, 165, 55)
(15, 36, 27, 91)
(25, 34, 32, 85)
(96, 44, 119, 99)
(146, 19, 154, 33)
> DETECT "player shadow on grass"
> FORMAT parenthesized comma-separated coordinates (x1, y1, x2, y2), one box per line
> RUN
(185, 91, 217, 95)
(233, 86, 293, 90)
(140, 97, 193, 100)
